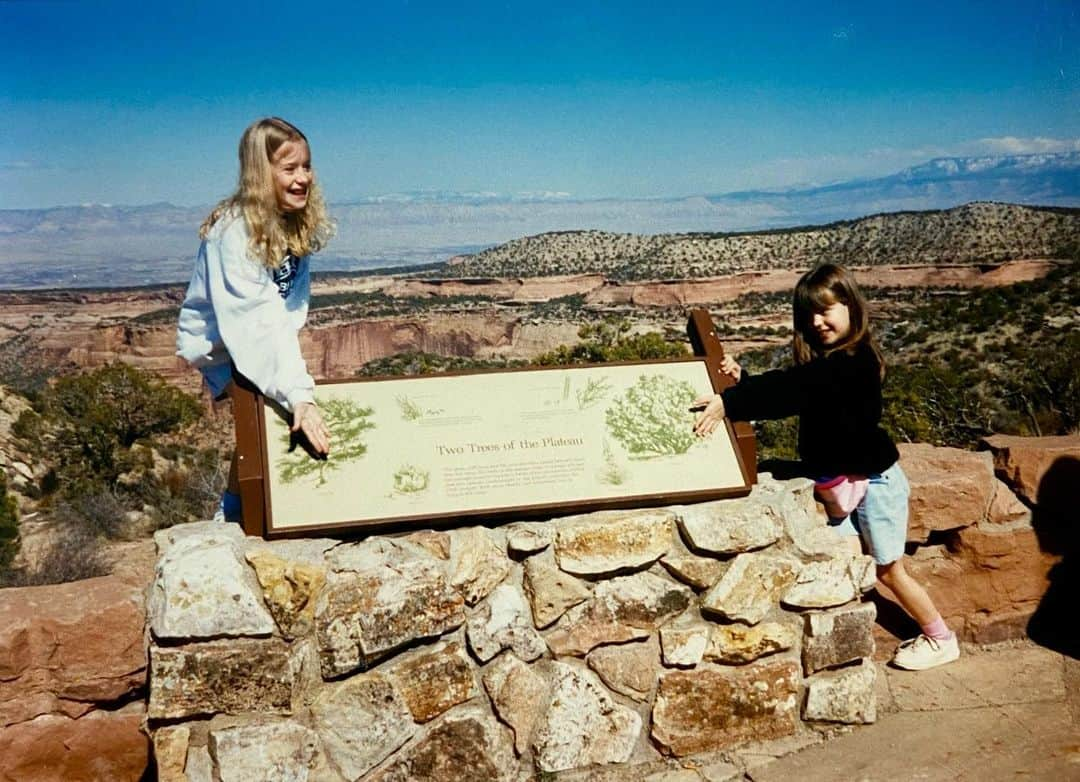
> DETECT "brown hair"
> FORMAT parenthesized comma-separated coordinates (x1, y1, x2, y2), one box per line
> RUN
(200, 117, 334, 268)
(791, 263, 885, 378)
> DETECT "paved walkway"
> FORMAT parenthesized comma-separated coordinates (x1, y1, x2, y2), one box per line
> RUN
(558, 640, 1079, 782)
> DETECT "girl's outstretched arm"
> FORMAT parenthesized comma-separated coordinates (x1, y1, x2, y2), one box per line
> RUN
(691, 394, 726, 436)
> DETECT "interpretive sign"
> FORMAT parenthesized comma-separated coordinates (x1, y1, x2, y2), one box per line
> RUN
(233, 309, 755, 538)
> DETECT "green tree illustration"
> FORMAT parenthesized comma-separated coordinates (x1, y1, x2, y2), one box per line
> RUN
(576, 376, 612, 410)
(277, 398, 375, 487)
(605, 374, 698, 459)
(392, 464, 430, 494)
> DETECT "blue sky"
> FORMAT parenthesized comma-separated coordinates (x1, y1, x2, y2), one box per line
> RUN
(2, 0, 1077, 209)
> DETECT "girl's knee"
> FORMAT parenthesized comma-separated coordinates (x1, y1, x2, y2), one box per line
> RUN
(876, 558, 906, 587)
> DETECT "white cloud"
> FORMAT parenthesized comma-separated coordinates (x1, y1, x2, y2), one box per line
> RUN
(970, 136, 1080, 155)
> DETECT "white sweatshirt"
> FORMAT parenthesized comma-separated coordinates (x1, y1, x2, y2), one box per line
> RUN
(175, 214, 315, 411)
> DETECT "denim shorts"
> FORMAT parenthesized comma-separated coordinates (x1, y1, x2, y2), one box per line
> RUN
(828, 462, 909, 565)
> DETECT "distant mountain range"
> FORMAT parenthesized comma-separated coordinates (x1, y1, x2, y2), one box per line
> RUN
(0, 152, 1077, 290)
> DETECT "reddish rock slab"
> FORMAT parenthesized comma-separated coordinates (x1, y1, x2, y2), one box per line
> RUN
(0, 574, 147, 727)
(652, 660, 800, 756)
(898, 443, 994, 541)
(0, 703, 149, 782)
(980, 434, 1080, 505)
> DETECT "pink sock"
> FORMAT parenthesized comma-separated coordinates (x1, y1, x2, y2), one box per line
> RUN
(921, 617, 954, 641)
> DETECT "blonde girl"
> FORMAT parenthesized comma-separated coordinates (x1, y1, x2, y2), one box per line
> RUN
(693, 263, 959, 670)
(177, 117, 335, 522)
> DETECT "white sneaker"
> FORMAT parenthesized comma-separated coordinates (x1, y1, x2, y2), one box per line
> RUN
(891, 633, 960, 671)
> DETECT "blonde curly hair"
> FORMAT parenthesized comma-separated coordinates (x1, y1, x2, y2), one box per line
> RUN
(200, 117, 334, 268)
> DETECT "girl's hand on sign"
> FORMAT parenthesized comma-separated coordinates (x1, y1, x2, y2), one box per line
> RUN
(720, 355, 742, 383)
(691, 393, 726, 437)
(293, 401, 331, 455)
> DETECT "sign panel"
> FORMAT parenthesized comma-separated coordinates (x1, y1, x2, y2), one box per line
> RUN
(233, 310, 756, 538)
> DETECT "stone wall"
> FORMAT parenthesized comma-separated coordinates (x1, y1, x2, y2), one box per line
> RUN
(145, 475, 882, 781)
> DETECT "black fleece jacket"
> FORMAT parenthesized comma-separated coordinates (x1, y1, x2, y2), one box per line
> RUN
(721, 343, 900, 476)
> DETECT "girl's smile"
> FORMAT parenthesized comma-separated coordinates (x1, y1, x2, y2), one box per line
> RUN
(812, 301, 851, 346)
(272, 140, 312, 213)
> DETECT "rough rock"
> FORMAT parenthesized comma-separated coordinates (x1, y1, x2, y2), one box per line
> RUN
(546, 571, 690, 656)
(482, 652, 550, 754)
(704, 621, 797, 665)
(782, 553, 876, 609)
(802, 602, 877, 674)
(403, 530, 451, 560)
(316, 539, 464, 676)
(149, 525, 274, 641)
(587, 637, 660, 701)
(674, 496, 783, 554)
(523, 554, 591, 628)
(153, 725, 190, 782)
(245, 549, 326, 639)
(310, 673, 417, 780)
(449, 526, 511, 605)
(532, 662, 642, 773)
(366, 704, 517, 782)
(185, 746, 213, 782)
(555, 508, 674, 575)
(505, 522, 552, 556)
(660, 552, 729, 590)
(208, 721, 320, 782)
(465, 583, 546, 663)
(651, 660, 800, 756)
(148, 638, 300, 720)
(899, 443, 995, 541)
(701, 552, 801, 625)
(981, 433, 1080, 504)
(0, 573, 146, 726)
(803, 659, 877, 724)
(987, 479, 1032, 525)
(659, 621, 710, 667)
(385, 641, 477, 723)
(0, 703, 149, 782)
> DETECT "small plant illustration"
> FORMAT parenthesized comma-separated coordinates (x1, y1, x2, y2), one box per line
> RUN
(605, 374, 698, 459)
(597, 438, 627, 485)
(396, 394, 424, 421)
(576, 376, 612, 410)
(392, 464, 430, 494)
(276, 398, 375, 487)
(562, 376, 571, 402)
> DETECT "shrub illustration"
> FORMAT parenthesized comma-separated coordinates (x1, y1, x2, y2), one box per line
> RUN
(597, 438, 627, 485)
(605, 374, 698, 458)
(396, 394, 424, 421)
(277, 398, 375, 487)
(576, 376, 612, 410)
(393, 464, 430, 494)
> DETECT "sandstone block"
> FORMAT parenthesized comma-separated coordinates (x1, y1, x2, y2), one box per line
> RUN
(208, 721, 319, 782)
(310, 672, 416, 780)
(148, 639, 298, 720)
(704, 621, 796, 665)
(0, 573, 146, 727)
(483, 652, 550, 754)
(449, 526, 512, 605)
(149, 530, 274, 641)
(701, 552, 801, 625)
(153, 725, 190, 782)
(899, 443, 994, 541)
(385, 641, 477, 723)
(555, 508, 674, 575)
(660, 552, 729, 590)
(367, 704, 518, 782)
(532, 662, 642, 773)
(803, 659, 877, 724)
(659, 622, 710, 667)
(651, 661, 800, 756)
(981, 433, 1080, 504)
(782, 553, 875, 609)
(466, 583, 547, 663)
(506, 522, 553, 555)
(587, 637, 660, 701)
(245, 549, 326, 639)
(0, 703, 149, 782)
(802, 602, 877, 674)
(675, 496, 783, 554)
(523, 554, 591, 628)
(987, 479, 1031, 525)
(316, 540, 464, 677)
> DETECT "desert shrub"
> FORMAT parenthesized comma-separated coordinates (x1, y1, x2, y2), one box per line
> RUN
(357, 352, 525, 377)
(534, 319, 689, 366)
(1, 524, 111, 587)
(41, 363, 201, 491)
(52, 486, 128, 538)
(754, 418, 799, 462)
(0, 474, 19, 577)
